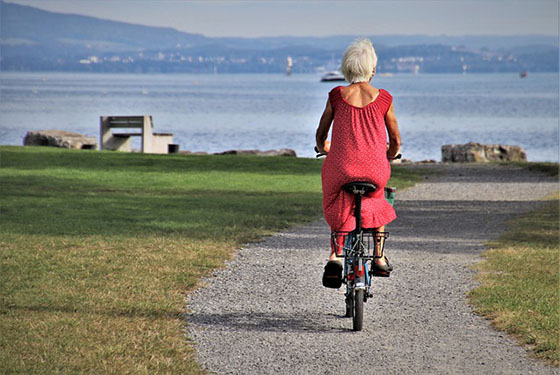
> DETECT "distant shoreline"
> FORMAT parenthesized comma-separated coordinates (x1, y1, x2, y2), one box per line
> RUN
(1, 71, 559, 75)
(3, 145, 559, 165)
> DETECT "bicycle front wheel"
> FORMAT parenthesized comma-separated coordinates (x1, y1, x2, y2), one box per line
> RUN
(353, 289, 364, 331)
(345, 293, 353, 317)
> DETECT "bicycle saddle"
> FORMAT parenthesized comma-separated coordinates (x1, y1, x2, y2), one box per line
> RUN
(342, 181, 377, 195)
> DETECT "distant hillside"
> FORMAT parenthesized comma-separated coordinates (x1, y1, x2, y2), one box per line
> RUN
(0, 1, 208, 51)
(1, 1, 558, 73)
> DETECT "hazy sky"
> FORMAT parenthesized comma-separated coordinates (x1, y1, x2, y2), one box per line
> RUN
(5, 0, 559, 37)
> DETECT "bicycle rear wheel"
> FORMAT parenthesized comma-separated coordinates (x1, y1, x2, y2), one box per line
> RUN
(353, 289, 364, 331)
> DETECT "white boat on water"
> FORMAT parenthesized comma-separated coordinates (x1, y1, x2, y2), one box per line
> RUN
(320, 71, 346, 82)
(286, 56, 293, 76)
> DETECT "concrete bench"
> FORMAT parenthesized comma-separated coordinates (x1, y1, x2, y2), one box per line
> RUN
(100, 116, 174, 154)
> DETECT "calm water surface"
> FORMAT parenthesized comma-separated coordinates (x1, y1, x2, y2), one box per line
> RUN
(0, 72, 558, 161)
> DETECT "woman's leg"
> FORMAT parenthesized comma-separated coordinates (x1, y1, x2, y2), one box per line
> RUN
(329, 234, 344, 261)
(374, 225, 388, 266)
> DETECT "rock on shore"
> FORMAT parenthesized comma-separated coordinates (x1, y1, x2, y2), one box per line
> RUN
(24, 130, 97, 150)
(442, 142, 526, 163)
(214, 149, 297, 157)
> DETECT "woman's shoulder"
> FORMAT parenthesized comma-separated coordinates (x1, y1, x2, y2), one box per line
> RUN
(377, 88, 392, 99)
(376, 88, 393, 112)
(328, 86, 344, 104)
(328, 86, 344, 95)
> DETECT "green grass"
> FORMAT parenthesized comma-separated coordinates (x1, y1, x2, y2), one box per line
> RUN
(0, 146, 421, 374)
(506, 161, 559, 177)
(469, 188, 560, 366)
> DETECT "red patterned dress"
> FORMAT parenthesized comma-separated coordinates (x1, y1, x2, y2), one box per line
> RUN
(321, 86, 396, 232)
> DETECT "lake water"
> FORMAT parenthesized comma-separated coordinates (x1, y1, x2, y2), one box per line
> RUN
(0, 72, 558, 161)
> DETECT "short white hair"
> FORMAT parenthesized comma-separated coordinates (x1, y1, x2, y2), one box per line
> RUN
(340, 38, 378, 83)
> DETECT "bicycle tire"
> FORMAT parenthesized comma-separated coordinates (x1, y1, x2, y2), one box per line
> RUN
(345, 293, 353, 317)
(353, 289, 364, 331)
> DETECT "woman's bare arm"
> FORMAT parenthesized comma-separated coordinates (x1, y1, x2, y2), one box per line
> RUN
(385, 103, 402, 159)
(315, 99, 334, 153)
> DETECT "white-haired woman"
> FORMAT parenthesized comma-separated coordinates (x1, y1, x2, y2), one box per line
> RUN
(316, 38, 401, 288)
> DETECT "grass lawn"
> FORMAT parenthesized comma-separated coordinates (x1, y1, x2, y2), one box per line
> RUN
(512, 162, 559, 178)
(0, 146, 420, 374)
(469, 164, 559, 366)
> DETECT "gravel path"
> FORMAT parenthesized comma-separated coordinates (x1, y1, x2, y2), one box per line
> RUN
(186, 164, 558, 374)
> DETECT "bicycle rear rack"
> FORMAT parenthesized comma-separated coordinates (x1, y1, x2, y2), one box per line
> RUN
(331, 231, 389, 259)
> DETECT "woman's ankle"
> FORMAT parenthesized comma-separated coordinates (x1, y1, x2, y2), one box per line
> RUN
(374, 256, 387, 265)
(329, 253, 342, 262)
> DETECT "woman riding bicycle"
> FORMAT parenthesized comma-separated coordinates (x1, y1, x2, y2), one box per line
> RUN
(315, 38, 402, 287)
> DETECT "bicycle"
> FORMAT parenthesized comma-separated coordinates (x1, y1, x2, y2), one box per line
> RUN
(333, 182, 395, 331)
(316, 147, 398, 331)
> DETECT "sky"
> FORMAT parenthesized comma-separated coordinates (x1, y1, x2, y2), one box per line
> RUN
(5, 0, 559, 38)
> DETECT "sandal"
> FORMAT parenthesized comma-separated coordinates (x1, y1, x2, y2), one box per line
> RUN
(322, 260, 343, 288)
(371, 257, 393, 277)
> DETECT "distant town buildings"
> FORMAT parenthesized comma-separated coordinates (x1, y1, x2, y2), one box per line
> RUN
(64, 43, 553, 74)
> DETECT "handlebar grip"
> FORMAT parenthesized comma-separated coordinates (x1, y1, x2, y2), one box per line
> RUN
(315, 146, 328, 158)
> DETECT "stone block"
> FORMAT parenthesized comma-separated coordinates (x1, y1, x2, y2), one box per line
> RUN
(442, 142, 527, 163)
(24, 130, 97, 150)
(214, 149, 297, 157)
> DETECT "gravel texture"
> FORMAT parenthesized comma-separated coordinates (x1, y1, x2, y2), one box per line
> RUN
(186, 164, 558, 374)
